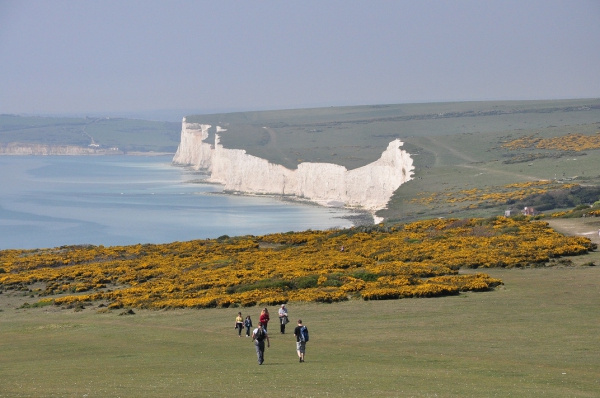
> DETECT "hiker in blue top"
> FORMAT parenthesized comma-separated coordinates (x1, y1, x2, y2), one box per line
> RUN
(244, 315, 253, 337)
(293, 319, 309, 363)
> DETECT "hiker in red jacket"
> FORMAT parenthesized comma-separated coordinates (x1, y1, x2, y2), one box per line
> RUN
(259, 307, 270, 332)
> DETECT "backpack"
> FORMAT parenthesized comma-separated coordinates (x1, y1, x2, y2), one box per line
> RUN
(254, 327, 264, 341)
(299, 326, 309, 342)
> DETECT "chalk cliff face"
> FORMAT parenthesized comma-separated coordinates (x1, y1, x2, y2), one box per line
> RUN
(172, 122, 213, 170)
(173, 118, 413, 211)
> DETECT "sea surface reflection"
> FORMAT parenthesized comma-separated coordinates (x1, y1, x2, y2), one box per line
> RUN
(0, 156, 355, 249)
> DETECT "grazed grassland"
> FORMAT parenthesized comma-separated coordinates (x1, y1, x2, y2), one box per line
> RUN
(1, 266, 598, 397)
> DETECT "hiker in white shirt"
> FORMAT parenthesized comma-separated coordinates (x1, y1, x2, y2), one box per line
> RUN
(278, 304, 289, 334)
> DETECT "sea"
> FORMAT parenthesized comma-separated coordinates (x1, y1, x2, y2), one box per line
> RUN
(0, 156, 356, 250)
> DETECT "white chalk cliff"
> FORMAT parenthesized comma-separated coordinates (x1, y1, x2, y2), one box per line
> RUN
(173, 118, 413, 212)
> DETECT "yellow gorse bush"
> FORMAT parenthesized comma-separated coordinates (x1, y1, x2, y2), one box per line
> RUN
(502, 132, 600, 151)
(0, 218, 595, 309)
(412, 181, 578, 207)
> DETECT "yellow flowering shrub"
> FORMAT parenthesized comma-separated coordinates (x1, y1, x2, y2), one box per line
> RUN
(412, 181, 578, 208)
(502, 132, 600, 151)
(0, 218, 595, 309)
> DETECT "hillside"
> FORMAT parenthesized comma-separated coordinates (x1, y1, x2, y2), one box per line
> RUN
(183, 99, 600, 221)
(0, 115, 181, 153)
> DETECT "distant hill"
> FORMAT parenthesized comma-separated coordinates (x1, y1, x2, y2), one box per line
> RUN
(0, 115, 181, 153)
(184, 99, 600, 222)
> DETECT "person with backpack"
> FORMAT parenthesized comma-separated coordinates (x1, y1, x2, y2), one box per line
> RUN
(293, 319, 309, 363)
(252, 321, 270, 365)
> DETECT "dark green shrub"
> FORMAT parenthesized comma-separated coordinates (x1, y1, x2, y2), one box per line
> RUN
(321, 274, 343, 287)
(230, 278, 291, 293)
(351, 271, 379, 282)
(294, 275, 319, 289)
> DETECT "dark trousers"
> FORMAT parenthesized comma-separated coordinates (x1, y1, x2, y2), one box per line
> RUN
(245, 325, 251, 336)
(280, 317, 286, 333)
(254, 340, 265, 364)
(236, 323, 243, 336)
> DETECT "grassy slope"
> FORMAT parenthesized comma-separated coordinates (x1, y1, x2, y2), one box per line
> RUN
(184, 99, 600, 221)
(1, 266, 598, 397)
(0, 115, 181, 152)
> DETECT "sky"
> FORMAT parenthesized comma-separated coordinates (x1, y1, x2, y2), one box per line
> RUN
(1, 0, 599, 121)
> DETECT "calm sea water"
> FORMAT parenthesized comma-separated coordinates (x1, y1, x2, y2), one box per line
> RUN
(0, 156, 354, 249)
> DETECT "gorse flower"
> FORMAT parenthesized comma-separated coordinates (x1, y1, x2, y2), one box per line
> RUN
(501, 132, 600, 151)
(0, 218, 594, 309)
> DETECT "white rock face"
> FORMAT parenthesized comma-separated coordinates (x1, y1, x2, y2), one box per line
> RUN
(172, 118, 414, 212)
(172, 121, 213, 170)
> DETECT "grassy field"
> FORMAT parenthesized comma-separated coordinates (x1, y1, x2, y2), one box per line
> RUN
(185, 99, 600, 170)
(1, 265, 598, 397)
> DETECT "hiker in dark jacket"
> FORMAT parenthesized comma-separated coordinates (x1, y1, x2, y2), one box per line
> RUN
(252, 321, 270, 365)
(294, 319, 308, 363)
(244, 315, 253, 337)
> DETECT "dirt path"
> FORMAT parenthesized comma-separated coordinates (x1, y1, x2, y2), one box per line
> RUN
(423, 136, 477, 164)
(547, 218, 600, 246)
(459, 163, 541, 181)
(423, 136, 544, 181)
(262, 126, 294, 167)
(547, 218, 600, 265)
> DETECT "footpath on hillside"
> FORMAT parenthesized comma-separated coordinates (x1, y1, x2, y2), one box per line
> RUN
(547, 217, 600, 265)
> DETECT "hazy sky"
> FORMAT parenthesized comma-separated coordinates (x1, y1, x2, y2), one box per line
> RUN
(1, 0, 599, 118)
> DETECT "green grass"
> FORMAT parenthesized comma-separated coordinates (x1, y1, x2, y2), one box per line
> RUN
(1, 267, 599, 397)
(185, 99, 600, 169)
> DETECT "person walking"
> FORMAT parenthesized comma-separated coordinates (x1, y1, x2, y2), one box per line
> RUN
(244, 315, 253, 337)
(235, 312, 244, 337)
(278, 304, 288, 334)
(294, 319, 309, 363)
(252, 321, 270, 365)
(259, 308, 270, 333)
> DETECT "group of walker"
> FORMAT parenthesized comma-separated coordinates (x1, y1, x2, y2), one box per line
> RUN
(235, 304, 309, 365)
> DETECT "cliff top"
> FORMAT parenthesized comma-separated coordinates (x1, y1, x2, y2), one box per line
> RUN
(185, 99, 600, 170)
(184, 99, 600, 222)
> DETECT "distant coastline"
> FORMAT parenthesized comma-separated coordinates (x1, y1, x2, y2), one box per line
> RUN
(0, 142, 174, 156)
